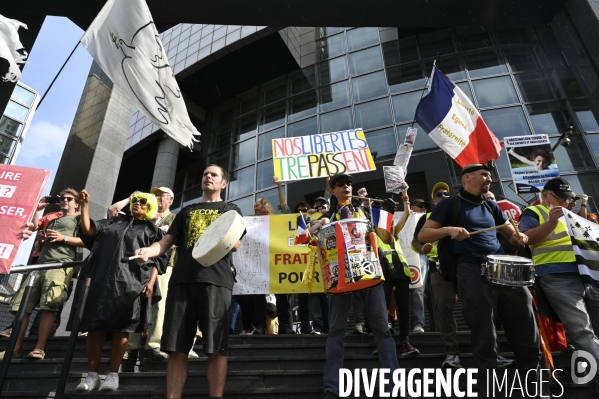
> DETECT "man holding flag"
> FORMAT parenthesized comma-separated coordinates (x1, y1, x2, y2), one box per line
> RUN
(519, 178, 599, 371)
(308, 173, 399, 398)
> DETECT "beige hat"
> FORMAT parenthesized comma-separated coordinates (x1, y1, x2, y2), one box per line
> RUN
(151, 187, 174, 197)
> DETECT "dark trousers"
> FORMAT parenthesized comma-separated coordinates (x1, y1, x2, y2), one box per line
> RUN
(297, 294, 311, 333)
(458, 263, 540, 395)
(237, 294, 266, 330)
(275, 294, 291, 328)
(383, 277, 410, 340)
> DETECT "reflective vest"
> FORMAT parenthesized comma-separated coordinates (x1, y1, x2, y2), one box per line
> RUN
(334, 207, 366, 220)
(378, 235, 412, 278)
(526, 205, 576, 266)
(424, 212, 438, 261)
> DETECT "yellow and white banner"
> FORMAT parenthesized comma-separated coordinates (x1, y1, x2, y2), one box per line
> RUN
(232, 214, 325, 294)
(232, 212, 422, 294)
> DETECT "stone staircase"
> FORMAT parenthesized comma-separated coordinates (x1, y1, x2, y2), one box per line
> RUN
(0, 300, 595, 398)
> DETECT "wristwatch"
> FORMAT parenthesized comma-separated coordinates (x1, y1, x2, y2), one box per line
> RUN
(63, 236, 69, 243)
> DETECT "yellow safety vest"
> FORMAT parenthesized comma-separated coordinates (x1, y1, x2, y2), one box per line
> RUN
(526, 205, 576, 266)
(334, 207, 366, 220)
(410, 213, 438, 260)
(378, 235, 412, 278)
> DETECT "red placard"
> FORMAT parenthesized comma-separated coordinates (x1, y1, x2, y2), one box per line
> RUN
(0, 165, 51, 274)
(497, 199, 522, 222)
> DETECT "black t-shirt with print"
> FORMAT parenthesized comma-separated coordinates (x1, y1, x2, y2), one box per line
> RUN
(168, 201, 243, 289)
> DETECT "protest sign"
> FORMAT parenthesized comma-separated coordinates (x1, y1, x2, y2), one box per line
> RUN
(505, 134, 560, 194)
(272, 129, 376, 182)
(0, 165, 50, 273)
(233, 212, 418, 294)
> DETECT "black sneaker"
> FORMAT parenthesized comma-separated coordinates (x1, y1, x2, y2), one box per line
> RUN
(254, 326, 265, 335)
(310, 326, 322, 335)
(398, 340, 420, 358)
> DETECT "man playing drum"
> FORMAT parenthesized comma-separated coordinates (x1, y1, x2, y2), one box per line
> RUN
(418, 164, 539, 394)
(308, 173, 399, 399)
(135, 164, 243, 399)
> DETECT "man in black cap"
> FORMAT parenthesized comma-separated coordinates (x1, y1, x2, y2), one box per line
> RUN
(310, 173, 399, 399)
(418, 163, 539, 394)
(410, 199, 430, 214)
(520, 177, 599, 370)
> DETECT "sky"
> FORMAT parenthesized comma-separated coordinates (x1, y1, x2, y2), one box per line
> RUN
(12, 16, 93, 265)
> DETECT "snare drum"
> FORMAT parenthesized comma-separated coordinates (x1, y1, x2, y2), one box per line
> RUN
(482, 255, 535, 287)
(316, 218, 384, 294)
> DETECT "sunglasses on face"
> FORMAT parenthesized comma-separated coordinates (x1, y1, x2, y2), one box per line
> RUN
(60, 196, 75, 202)
(297, 208, 309, 212)
(435, 191, 450, 198)
(131, 197, 148, 206)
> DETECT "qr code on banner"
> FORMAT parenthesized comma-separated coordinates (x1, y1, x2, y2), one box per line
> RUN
(0, 243, 14, 260)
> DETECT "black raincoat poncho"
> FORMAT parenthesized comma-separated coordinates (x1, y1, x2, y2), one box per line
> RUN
(68, 215, 168, 333)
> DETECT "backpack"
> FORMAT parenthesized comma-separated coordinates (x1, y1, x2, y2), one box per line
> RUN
(436, 197, 493, 285)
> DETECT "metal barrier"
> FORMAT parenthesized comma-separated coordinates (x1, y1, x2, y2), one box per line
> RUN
(0, 261, 84, 395)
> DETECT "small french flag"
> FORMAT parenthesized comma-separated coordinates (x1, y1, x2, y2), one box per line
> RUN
(371, 208, 393, 233)
(294, 212, 309, 245)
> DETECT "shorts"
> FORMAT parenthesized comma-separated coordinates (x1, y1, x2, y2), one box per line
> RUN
(10, 267, 74, 314)
(161, 283, 231, 355)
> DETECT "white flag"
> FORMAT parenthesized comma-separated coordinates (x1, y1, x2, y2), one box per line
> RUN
(563, 209, 599, 284)
(81, 0, 200, 149)
(0, 14, 28, 83)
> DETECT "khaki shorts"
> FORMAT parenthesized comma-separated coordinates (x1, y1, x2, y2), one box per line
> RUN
(10, 268, 74, 314)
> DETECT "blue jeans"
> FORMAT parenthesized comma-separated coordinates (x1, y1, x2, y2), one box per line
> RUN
(409, 254, 429, 330)
(323, 284, 399, 395)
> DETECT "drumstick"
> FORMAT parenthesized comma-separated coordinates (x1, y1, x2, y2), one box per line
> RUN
(469, 222, 509, 236)
(121, 255, 142, 262)
(508, 217, 521, 240)
(348, 195, 384, 203)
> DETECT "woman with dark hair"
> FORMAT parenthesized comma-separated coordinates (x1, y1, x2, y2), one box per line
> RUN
(73, 190, 167, 392)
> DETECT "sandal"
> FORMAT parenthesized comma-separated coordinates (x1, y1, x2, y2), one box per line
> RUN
(27, 349, 45, 360)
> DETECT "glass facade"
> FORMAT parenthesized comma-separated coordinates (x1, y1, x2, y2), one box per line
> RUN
(165, 26, 599, 215)
(1, 83, 37, 164)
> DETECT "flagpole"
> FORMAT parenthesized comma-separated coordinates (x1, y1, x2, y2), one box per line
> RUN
(36, 40, 82, 110)
(410, 63, 436, 128)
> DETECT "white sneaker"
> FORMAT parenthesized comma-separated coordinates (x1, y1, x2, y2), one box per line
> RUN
(240, 328, 256, 335)
(76, 371, 100, 391)
(442, 354, 463, 368)
(99, 372, 119, 391)
(411, 327, 425, 334)
(188, 349, 199, 358)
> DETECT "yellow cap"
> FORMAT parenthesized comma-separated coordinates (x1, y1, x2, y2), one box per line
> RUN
(431, 182, 450, 199)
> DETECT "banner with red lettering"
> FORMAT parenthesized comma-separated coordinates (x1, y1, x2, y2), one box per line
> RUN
(232, 212, 418, 294)
(0, 165, 50, 273)
(272, 129, 376, 182)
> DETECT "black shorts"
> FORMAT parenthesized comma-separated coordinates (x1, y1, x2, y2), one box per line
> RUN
(161, 283, 231, 355)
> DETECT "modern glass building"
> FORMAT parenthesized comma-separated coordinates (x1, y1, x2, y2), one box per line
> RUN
(50, 17, 599, 219)
(0, 83, 38, 165)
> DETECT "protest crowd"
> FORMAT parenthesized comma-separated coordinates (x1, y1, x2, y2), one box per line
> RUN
(1, 7, 598, 397)
(0, 158, 596, 398)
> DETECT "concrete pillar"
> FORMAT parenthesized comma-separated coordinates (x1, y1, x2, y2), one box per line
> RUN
(151, 137, 180, 189)
(50, 62, 133, 221)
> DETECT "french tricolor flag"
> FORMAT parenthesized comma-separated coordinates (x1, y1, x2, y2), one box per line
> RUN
(371, 208, 393, 233)
(415, 67, 502, 167)
(294, 213, 309, 245)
